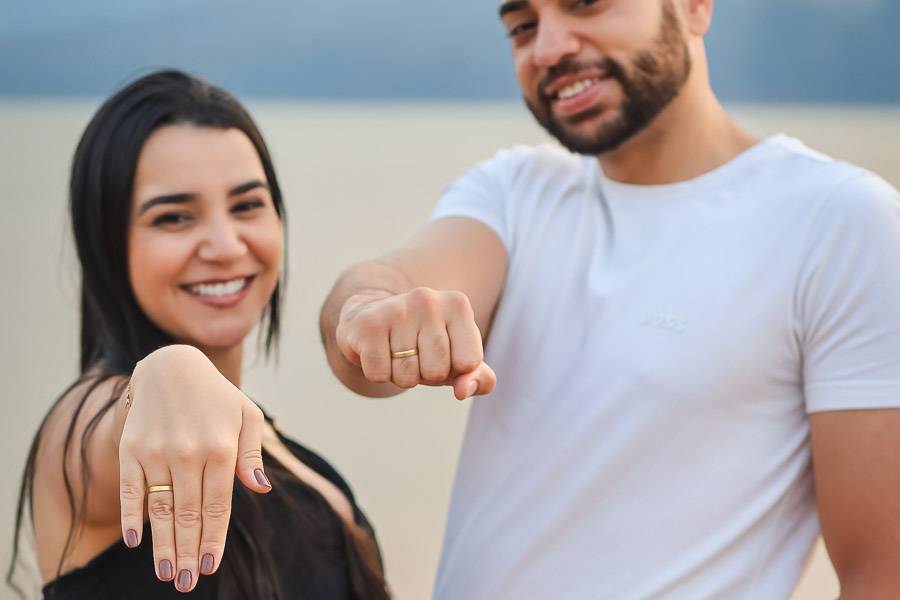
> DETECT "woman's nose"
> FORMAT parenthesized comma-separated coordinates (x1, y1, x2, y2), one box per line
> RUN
(197, 218, 247, 262)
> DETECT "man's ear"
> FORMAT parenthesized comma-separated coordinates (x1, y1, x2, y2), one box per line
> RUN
(682, 0, 714, 36)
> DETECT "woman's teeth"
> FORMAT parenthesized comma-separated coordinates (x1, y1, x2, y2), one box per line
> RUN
(186, 277, 248, 297)
(558, 78, 599, 100)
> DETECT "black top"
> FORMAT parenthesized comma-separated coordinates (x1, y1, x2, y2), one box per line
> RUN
(42, 417, 382, 600)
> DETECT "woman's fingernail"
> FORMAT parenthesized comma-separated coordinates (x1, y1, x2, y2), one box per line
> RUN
(254, 468, 272, 489)
(159, 559, 173, 580)
(467, 380, 479, 398)
(177, 570, 192, 590)
(200, 554, 215, 575)
(125, 529, 138, 548)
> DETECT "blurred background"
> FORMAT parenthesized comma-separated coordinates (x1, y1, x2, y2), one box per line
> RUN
(1, 1, 898, 598)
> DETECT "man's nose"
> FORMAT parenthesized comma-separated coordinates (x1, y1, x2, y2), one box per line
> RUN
(532, 16, 580, 68)
(198, 218, 247, 262)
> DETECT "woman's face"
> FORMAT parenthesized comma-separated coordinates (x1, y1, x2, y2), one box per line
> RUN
(128, 124, 283, 353)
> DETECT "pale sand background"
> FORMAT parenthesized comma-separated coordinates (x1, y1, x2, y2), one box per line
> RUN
(1, 101, 898, 599)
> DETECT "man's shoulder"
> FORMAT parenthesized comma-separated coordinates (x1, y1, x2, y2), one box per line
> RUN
(761, 134, 889, 193)
(730, 135, 897, 226)
(474, 143, 589, 183)
(760, 136, 900, 232)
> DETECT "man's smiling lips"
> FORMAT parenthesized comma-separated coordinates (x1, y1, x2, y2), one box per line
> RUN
(542, 70, 616, 118)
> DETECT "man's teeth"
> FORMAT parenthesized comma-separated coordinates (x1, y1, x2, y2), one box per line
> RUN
(558, 79, 598, 100)
(187, 277, 248, 297)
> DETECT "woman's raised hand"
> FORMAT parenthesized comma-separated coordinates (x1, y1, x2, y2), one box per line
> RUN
(115, 345, 271, 593)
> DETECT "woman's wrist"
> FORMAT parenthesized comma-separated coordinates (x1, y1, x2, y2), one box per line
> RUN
(113, 345, 218, 449)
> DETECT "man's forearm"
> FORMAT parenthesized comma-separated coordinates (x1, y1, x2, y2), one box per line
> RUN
(319, 259, 413, 398)
(839, 580, 900, 600)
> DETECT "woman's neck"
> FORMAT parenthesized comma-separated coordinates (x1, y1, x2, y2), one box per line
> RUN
(201, 344, 244, 387)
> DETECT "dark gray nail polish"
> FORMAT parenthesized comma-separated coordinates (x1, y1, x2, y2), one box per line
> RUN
(177, 570, 192, 590)
(200, 554, 215, 575)
(254, 468, 272, 489)
(159, 559, 173, 580)
(125, 529, 138, 548)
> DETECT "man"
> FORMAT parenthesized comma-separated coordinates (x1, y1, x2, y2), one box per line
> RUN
(320, 0, 900, 597)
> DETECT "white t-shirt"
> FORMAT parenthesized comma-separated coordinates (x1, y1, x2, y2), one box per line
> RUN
(430, 135, 900, 599)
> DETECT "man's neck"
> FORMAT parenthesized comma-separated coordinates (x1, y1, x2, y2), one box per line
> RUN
(599, 84, 757, 186)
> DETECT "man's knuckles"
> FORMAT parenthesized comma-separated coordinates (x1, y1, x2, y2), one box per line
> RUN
(420, 364, 451, 384)
(441, 290, 474, 319)
(362, 364, 392, 383)
(452, 355, 483, 374)
(344, 288, 475, 337)
(407, 287, 443, 315)
(408, 288, 473, 321)
(346, 307, 394, 339)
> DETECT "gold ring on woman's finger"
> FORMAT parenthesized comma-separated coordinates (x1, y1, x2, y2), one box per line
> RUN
(147, 484, 174, 494)
(391, 348, 418, 359)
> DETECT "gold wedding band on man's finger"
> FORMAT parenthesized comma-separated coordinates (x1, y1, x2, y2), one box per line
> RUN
(147, 484, 174, 494)
(391, 348, 418, 359)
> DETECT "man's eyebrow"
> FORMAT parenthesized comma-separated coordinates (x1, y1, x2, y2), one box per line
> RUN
(499, 0, 530, 18)
(138, 193, 195, 215)
(228, 180, 269, 197)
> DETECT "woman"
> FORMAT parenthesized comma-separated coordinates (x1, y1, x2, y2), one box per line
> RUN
(8, 70, 390, 599)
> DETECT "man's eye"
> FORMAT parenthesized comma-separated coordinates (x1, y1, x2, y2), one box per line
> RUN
(507, 21, 537, 38)
(575, 0, 600, 6)
(152, 213, 192, 226)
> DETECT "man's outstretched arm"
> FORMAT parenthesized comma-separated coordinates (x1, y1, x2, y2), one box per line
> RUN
(811, 409, 900, 599)
(320, 217, 508, 399)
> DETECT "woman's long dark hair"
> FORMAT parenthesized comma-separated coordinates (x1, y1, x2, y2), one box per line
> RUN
(8, 70, 388, 599)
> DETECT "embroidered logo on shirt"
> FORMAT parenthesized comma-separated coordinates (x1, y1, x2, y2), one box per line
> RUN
(642, 313, 688, 333)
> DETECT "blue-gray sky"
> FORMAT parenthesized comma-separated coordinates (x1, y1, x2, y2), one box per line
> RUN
(1, 0, 897, 102)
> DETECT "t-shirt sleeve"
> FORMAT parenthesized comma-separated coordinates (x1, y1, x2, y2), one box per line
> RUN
(429, 148, 517, 252)
(799, 171, 900, 413)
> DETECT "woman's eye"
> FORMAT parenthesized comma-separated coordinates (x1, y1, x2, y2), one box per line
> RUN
(152, 213, 192, 227)
(575, 0, 600, 6)
(232, 199, 265, 214)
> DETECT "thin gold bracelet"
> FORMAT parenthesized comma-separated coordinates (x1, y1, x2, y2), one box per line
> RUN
(124, 378, 134, 411)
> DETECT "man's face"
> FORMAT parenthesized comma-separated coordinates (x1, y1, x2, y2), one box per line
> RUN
(500, 0, 692, 155)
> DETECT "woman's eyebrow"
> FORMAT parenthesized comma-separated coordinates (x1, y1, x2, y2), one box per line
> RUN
(228, 180, 269, 197)
(138, 181, 269, 214)
(138, 193, 195, 215)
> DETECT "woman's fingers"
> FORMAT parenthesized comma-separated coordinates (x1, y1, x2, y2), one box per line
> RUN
(143, 463, 176, 583)
(120, 349, 256, 590)
(234, 403, 271, 494)
(172, 461, 203, 592)
(134, 438, 243, 589)
(119, 451, 146, 550)
(198, 449, 235, 576)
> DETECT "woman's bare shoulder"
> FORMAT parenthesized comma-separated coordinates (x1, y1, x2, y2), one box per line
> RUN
(33, 373, 127, 520)
(37, 374, 124, 463)
(31, 374, 129, 579)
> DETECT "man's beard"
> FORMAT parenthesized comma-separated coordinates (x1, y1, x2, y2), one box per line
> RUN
(525, 1, 692, 156)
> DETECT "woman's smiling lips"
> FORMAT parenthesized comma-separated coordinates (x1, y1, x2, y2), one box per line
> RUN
(180, 275, 255, 308)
